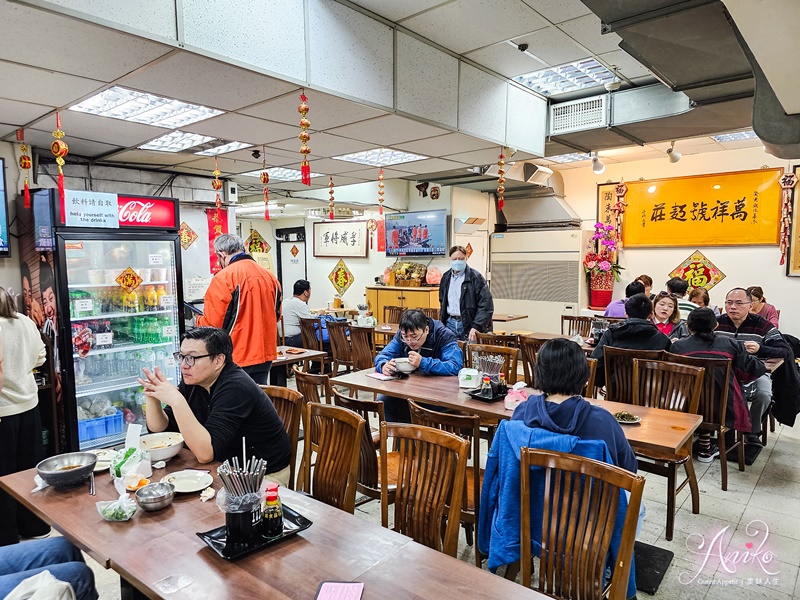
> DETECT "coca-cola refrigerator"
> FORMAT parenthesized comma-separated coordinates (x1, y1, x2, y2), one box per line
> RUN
(17, 188, 185, 452)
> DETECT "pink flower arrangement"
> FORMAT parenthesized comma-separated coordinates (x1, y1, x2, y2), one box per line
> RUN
(584, 222, 623, 281)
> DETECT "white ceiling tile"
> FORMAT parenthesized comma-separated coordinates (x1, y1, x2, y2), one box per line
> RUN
(458, 64, 507, 144)
(326, 115, 449, 146)
(442, 147, 510, 165)
(178, 157, 269, 173)
(649, 138, 720, 153)
(44, 0, 178, 40)
(268, 179, 334, 192)
(30, 111, 168, 147)
(101, 149, 197, 166)
(558, 13, 622, 55)
(465, 42, 548, 78)
(512, 27, 588, 67)
(0, 99, 54, 127)
(0, 2, 170, 81)
(0, 61, 105, 108)
(223, 147, 298, 167)
(348, 0, 448, 22)
(717, 138, 763, 150)
(23, 129, 121, 157)
(302, 158, 371, 175)
(393, 133, 497, 157)
(240, 89, 387, 130)
(268, 133, 377, 158)
(118, 52, 298, 112)
(401, 0, 548, 54)
(597, 50, 652, 80)
(182, 113, 297, 145)
(392, 158, 472, 175)
(520, 0, 591, 24)
(0, 124, 18, 139)
(506, 85, 546, 156)
(345, 167, 416, 180)
(325, 175, 371, 187)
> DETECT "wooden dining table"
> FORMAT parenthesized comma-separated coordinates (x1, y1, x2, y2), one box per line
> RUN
(272, 345, 327, 367)
(0, 452, 547, 600)
(330, 370, 702, 455)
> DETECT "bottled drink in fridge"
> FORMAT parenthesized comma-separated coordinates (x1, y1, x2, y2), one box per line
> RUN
(144, 285, 158, 311)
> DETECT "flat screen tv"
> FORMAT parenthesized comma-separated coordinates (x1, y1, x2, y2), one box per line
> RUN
(0, 158, 9, 257)
(385, 210, 448, 257)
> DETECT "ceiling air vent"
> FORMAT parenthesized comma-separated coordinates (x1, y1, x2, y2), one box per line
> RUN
(549, 95, 608, 135)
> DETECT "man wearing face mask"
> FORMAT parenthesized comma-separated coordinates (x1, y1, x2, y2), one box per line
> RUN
(439, 245, 494, 342)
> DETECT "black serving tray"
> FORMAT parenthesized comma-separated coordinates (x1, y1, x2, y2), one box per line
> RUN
(196, 505, 312, 560)
(465, 388, 508, 403)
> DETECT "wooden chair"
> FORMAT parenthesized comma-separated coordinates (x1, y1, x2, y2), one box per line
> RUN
(585, 357, 598, 398)
(299, 317, 333, 374)
(302, 402, 365, 514)
(277, 315, 286, 347)
(632, 359, 704, 541)
(259, 386, 303, 490)
(602, 347, 665, 404)
(408, 400, 483, 566)
(419, 307, 440, 320)
(520, 448, 645, 599)
(380, 422, 469, 557)
(384, 305, 405, 324)
(666, 353, 744, 490)
(293, 365, 332, 405)
(326, 320, 353, 375)
(332, 390, 399, 507)
(518, 336, 548, 386)
(350, 325, 377, 371)
(561, 315, 592, 338)
(464, 343, 520, 384)
(475, 332, 518, 348)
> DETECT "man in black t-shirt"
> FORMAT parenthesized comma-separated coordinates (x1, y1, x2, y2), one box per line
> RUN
(140, 327, 291, 485)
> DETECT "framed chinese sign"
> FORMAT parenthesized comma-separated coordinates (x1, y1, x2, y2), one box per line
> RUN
(598, 168, 783, 248)
(786, 165, 800, 276)
(313, 221, 368, 258)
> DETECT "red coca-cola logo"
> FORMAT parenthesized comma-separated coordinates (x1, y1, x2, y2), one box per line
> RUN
(117, 196, 176, 229)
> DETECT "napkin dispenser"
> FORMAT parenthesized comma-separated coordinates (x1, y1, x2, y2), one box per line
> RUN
(458, 368, 481, 388)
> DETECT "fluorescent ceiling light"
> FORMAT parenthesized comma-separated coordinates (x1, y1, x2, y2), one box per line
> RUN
(69, 86, 223, 128)
(515, 59, 616, 96)
(332, 148, 428, 167)
(711, 130, 758, 142)
(139, 131, 215, 153)
(546, 152, 592, 164)
(239, 167, 323, 181)
(195, 141, 253, 156)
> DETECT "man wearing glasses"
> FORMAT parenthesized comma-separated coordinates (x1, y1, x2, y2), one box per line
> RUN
(139, 327, 292, 485)
(374, 309, 462, 422)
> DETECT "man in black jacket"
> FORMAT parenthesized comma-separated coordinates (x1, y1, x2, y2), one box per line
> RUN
(591, 293, 671, 387)
(438, 245, 494, 341)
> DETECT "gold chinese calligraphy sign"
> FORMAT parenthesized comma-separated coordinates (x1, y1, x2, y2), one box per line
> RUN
(668, 250, 726, 292)
(328, 259, 354, 295)
(598, 169, 783, 248)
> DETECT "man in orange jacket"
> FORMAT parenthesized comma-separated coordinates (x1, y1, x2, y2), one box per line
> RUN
(196, 234, 282, 384)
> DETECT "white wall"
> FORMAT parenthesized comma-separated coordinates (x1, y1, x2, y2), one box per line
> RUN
(558, 146, 800, 334)
(0, 142, 23, 291)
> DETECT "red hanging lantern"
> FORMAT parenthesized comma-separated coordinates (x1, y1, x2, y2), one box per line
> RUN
(497, 149, 506, 212)
(212, 156, 222, 212)
(298, 92, 311, 185)
(328, 177, 335, 220)
(378, 168, 384, 215)
(51, 113, 68, 223)
(18, 131, 31, 208)
(261, 153, 270, 221)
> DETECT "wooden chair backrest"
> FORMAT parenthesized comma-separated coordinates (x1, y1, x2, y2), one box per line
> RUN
(277, 315, 286, 347)
(293, 366, 332, 450)
(380, 422, 468, 557)
(384, 305, 405, 324)
(299, 317, 323, 351)
(561, 315, 592, 338)
(408, 400, 481, 523)
(602, 347, 665, 404)
(475, 332, 518, 348)
(326, 321, 352, 368)
(419, 307, 440, 320)
(332, 389, 384, 492)
(664, 352, 732, 431)
(302, 402, 364, 514)
(350, 326, 376, 371)
(465, 343, 520, 384)
(632, 359, 704, 415)
(518, 336, 548, 386)
(259, 385, 303, 490)
(585, 358, 598, 398)
(520, 448, 645, 599)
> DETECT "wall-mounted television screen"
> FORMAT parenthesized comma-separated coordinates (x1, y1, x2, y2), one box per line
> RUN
(0, 158, 10, 257)
(385, 210, 448, 257)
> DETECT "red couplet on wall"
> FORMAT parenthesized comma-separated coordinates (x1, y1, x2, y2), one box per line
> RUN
(206, 208, 229, 274)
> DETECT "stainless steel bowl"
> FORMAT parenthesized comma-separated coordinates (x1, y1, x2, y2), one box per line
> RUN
(135, 482, 175, 512)
(36, 452, 97, 489)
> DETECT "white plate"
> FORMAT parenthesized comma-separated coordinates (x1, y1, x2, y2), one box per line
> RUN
(614, 414, 641, 425)
(88, 448, 116, 472)
(161, 470, 213, 493)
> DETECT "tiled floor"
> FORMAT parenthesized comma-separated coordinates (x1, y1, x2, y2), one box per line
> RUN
(86, 387, 800, 599)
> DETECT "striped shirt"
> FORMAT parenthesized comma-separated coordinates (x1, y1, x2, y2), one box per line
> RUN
(677, 299, 697, 318)
(715, 313, 785, 358)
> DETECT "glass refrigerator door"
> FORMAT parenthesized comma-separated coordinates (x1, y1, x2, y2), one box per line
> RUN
(65, 238, 180, 450)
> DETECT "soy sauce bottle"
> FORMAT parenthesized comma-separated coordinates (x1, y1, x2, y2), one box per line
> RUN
(480, 375, 493, 398)
(497, 373, 508, 396)
(261, 484, 283, 538)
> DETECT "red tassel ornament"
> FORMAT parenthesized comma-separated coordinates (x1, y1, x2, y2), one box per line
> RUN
(328, 177, 335, 220)
(497, 150, 506, 212)
(51, 113, 68, 223)
(19, 136, 31, 209)
(378, 169, 384, 215)
(298, 93, 312, 186)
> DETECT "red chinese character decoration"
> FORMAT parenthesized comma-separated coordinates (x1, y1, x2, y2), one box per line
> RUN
(17, 129, 31, 208)
(496, 150, 506, 211)
(290, 244, 299, 257)
(116, 267, 144, 294)
(211, 156, 222, 212)
(378, 169, 384, 215)
(51, 113, 68, 223)
(260, 150, 270, 221)
(178, 221, 198, 250)
(668, 250, 725, 292)
(328, 259, 354, 295)
(328, 177, 335, 220)
(465, 243, 474, 259)
(779, 172, 797, 265)
(298, 92, 311, 185)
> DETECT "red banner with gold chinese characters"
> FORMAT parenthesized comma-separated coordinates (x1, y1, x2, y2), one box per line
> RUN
(206, 208, 229, 274)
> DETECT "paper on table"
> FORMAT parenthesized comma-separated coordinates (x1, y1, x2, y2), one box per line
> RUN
(315, 582, 364, 600)
(125, 424, 142, 450)
(366, 372, 395, 381)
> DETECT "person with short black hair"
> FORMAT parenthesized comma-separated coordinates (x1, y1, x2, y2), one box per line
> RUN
(688, 287, 720, 316)
(373, 309, 462, 422)
(635, 274, 653, 298)
(439, 245, 493, 341)
(590, 293, 671, 387)
(666, 276, 697, 316)
(603, 281, 645, 318)
(282, 279, 314, 348)
(140, 327, 291, 484)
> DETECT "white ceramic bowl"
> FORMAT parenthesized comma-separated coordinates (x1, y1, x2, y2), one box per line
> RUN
(140, 432, 184, 461)
(394, 358, 417, 374)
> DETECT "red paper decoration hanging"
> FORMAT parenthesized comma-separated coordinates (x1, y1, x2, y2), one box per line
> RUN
(260, 152, 270, 221)
(496, 149, 506, 211)
(51, 113, 68, 223)
(18, 130, 31, 209)
(298, 93, 311, 185)
(212, 156, 222, 212)
(378, 168, 385, 215)
(779, 172, 797, 265)
(328, 177, 335, 220)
